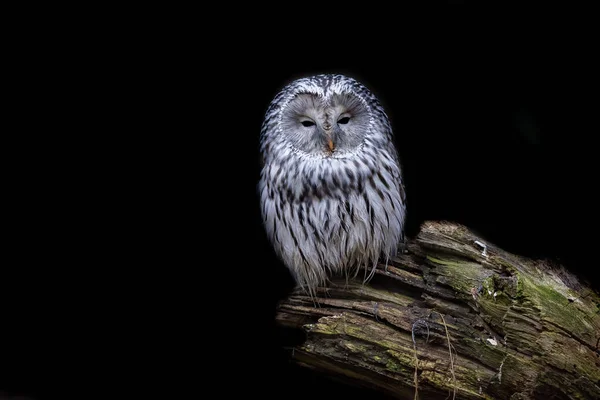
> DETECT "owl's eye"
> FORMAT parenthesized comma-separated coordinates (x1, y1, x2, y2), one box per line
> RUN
(301, 120, 315, 127)
(338, 117, 350, 125)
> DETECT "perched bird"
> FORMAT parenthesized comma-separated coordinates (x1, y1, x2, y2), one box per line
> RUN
(258, 74, 406, 296)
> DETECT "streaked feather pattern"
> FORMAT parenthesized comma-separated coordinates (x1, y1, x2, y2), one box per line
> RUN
(259, 74, 406, 295)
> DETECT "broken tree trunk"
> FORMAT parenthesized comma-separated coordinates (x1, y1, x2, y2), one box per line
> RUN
(275, 221, 600, 400)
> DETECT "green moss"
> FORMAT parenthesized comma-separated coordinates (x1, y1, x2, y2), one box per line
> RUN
(385, 359, 402, 372)
(476, 299, 510, 326)
(426, 255, 489, 294)
(426, 255, 464, 267)
(387, 349, 417, 367)
(343, 342, 367, 353)
(491, 255, 519, 274)
(419, 369, 454, 393)
(519, 276, 595, 337)
(373, 354, 405, 373)
(309, 322, 337, 335)
(535, 282, 570, 305)
(343, 325, 365, 337)
(482, 276, 495, 294)
(417, 360, 498, 400)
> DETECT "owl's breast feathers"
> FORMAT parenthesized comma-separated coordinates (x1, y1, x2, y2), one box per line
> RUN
(263, 141, 401, 203)
(259, 148, 406, 292)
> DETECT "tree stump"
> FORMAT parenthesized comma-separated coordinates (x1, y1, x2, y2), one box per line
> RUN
(275, 221, 600, 399)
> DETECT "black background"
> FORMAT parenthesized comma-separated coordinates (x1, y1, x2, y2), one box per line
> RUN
(3, 3, 598, 399)
(230, 19, 599, 399)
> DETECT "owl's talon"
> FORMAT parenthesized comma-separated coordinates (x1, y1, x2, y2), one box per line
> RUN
(398, 236, 409, 254)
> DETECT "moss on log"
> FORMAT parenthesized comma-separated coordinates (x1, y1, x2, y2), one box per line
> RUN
(275, 221, 600, 399)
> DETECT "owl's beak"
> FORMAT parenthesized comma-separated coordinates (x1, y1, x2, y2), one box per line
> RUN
(322, 122, 335, 153)
(327, 138, 335, 152)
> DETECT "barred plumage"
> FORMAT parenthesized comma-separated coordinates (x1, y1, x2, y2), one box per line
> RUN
(258, 74, 406, 296)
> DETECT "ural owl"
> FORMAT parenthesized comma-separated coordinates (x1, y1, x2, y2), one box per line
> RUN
(258, 74, 406, 296)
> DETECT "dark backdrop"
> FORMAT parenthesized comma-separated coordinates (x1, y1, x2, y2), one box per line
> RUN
(3, 3, 597, 399)
(236, 42, 598, 400)
(212, 9, 598, 398)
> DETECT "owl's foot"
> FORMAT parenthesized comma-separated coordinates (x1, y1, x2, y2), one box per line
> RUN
(384, 237, 409, 273)
(397, 236, 409, 255)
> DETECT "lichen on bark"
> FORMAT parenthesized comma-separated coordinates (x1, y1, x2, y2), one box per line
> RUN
(275, 221, 600, 399)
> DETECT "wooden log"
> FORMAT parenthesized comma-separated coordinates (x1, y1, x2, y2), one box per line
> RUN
(275, 221, 600, 399)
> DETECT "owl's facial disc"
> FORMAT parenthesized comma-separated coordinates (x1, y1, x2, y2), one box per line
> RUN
(282, 92, 369, 156)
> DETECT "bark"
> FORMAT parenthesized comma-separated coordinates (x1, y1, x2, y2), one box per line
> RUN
(275, 221, 600, 400)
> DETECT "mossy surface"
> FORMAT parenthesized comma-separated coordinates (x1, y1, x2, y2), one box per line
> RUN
(278, 221, 600, 399)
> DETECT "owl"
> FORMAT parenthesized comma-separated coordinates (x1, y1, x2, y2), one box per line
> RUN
(258, 74, 406, 297)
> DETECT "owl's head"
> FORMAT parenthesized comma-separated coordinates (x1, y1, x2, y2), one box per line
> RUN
(261, 74, 392, 160)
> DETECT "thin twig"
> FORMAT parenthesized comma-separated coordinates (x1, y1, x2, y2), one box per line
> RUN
(437, 313, 457, 400)
(411, 320, 429, 400)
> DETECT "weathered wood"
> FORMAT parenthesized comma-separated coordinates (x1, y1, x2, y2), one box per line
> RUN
(275, 221, 600, 399)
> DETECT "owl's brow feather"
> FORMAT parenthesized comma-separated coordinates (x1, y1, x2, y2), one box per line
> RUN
(330, 92, 365, 114)
(286, 92, 324, 117)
